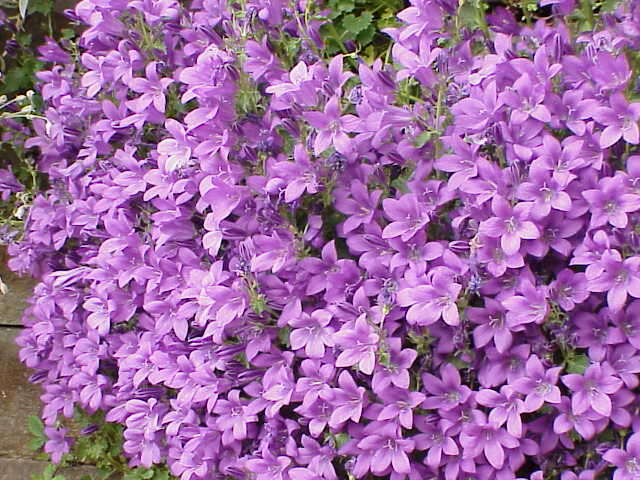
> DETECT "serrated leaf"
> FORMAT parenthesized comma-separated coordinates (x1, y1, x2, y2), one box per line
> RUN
(42, 464, 57, 480)
(341, 12, 373, 36)
(19, 0, 28, 18)
(96, 467, 113, 479)
(356, 24, 375, 46)
(566, 353, 589, 374)
(28, 437, 45, 451)
(335, 0, 355, 12)
(27, 415, 45, 437)
(458, 0, 482, 30)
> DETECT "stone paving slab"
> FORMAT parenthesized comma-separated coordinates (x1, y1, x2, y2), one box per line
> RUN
(0, 249, 36, 326)
(0, 327, 43, 459)
(0, 458, 110, 480)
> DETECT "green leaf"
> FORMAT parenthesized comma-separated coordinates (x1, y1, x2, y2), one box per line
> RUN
(356, 24, 375, 46)
(328, 0, 355, 18)
(341, 12, 373, 36)
(19, 0, 29, 19)
(30, 0, 53, 15)
(153, 471, 170, 480)
(414, 131, 433, 148)
(42, 464, 57, 480)
(457, 0, 487, 31)
(566, 353, 589, 374)
(27, 415, 45, 437)
(278, 326, 291, 347)
(333, 433, 350, 448)
(61, 28, 76, 40)
(28, 436, 45, 451)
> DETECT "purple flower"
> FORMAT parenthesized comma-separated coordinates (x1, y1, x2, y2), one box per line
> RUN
(436, 135, 481, 189)
(357, 424, 415, 475)
(562, 363, 623, 417)
(500, 73, 551, 125)
(421, 363, 472, 411)
(334, 314, 379, 374)
(0, 168, 24, 201)
(459, 411, 519, 470)
(381, 193, 430, 242)
(517, 165, 572, 219)
(480, 196, 540, 256)
(265, 60, 318, 105)
(468, 298, 512, 353)
(592, 92, 640, 148)
(376, 386, 425, 429)
(397, 270, 462, 326)
(334, 181, 382, 234)
(245, 449, 291, 480)
(322, 371, 366, 428)
(450, 80, 500, 133)
(289, 309, 335, 358)
(549, 269, 589, 311)
(502, 281, 548, 327)
(476, 385, 526, 437)
(304, 96, 361, 155)
(413, 417, 459, 470)
(270, 144, 320, 202)
(213, 389, 258, 442)
(587, 253, 640, 312)
(512, 355, 562, 412)
(126, 62, 174, 114)
(604, 432, 640, 480)
(44, 426, 72, 463)
(582, 175, 640, 229)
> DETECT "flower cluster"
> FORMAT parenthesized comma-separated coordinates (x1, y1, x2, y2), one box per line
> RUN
(7, 0, 640, 479)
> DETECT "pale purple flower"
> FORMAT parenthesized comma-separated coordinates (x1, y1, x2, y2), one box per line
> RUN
(381, 193, 430, 242)
(512, 355, 562, 412)
(459, 412, 519, 470)
(397, 271, 462, 326)
(322, 371, 366, 428)
(304, 96, 361, 155)
(334, 314, 379, 374)
(592, 92, 640, 148)
(357, 424, 414, 475)
(604, 433, 640, 480)
(126, 62, 174, 113)
(476, 385, 526, 437)
(289, 309, 335, 358)
(480, 196, 540, 256)
(421, 363, 472, 411)
(562, 363, 623, 417)
(582, 175, 640, 229)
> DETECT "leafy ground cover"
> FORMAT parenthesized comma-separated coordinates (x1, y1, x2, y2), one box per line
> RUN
(4, 0, 640, 479)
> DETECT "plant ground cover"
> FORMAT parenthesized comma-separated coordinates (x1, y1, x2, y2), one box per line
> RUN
(4, 0, 640, 479)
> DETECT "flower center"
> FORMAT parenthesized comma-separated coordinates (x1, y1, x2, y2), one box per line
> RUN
(626, 458, 640, 474)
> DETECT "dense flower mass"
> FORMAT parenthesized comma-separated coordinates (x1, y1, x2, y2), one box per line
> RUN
(7, 0, 640, 478)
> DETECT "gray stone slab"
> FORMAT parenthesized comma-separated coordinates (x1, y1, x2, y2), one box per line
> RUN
(0, 458, 110, 480)
(0, 328, 43, 459)
(0, 249, 36, 326)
